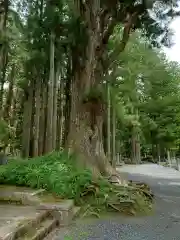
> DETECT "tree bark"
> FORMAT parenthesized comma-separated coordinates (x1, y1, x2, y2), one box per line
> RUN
(63, 59, 71, 146)
(0, 0, 8, 114)
(131, 125, 141, 164)
(112, 106, 116, 168)
(131, 126, 136, 164)
(56, 80, 62, 149)
(66, 0, 127, 181)
(33, 79, 41, 157)
(167, 149, 171, 166)
(67, 68, 118, 178)
(10, 88, 17, 127)
(39, 81, 47, 155)
(3, 64, 15, 121)
(21, 80, 34, 158)
(45, 31, 55, 153)
(107, 82, 111, 162)
(52, 63, 59, 149)
(157, 144, 161, 163)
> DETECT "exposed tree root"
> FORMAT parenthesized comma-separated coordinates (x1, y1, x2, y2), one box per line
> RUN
(78, 176, 154, 218)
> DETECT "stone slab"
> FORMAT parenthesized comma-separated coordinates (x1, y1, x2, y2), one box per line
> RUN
(0, 185, 37, 193)
(38, 200, 74, 211)
(0, 205, 42, 227)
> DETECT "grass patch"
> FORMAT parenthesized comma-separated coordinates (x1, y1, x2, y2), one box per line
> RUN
(0, 151, 153, 216)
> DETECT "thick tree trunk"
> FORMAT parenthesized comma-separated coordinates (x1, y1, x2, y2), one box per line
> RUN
(67, 70, 118, 178)
(66, 0, 126, 180)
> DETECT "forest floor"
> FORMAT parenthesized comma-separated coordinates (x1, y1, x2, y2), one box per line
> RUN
(45, 164, 180, 240)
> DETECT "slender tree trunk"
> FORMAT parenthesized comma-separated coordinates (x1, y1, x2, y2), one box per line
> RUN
(167, 149, 171, 166)
(3, 65, 15, 121)
(102, 119, 107, 154)
(16, 90, 26, 151)
(33, 79, 41, 157)
(112, 106, 116, 167)
(21, 80, 34, 158)
(152, 143, 156, 162)
(107, 83, 111, 161)
(63, 79, 71, 146)
(0, 50, 7, 113)
(56, 82, 61, 149)
(0, 0, 8, 114)
(131, 126, 136, 164)
(63, 56, 72, 146)
(29, 93, 35, 158)
(39, 81, 47, 155)
(56, 76, 64, 150)
(10, 88, 17, 126)
(52, 64, 59, 149)
(136, 132, 141, 164)
(157, 144, 161, 163)
(45, 31, 55, 153)
(131, 126, 141, 164)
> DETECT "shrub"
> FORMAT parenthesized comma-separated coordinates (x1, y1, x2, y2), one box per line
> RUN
(0, 151, 93, 201)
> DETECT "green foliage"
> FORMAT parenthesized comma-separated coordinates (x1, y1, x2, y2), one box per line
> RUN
(0, 151, 92, 201)
(107, 29, 180, 157)
(0, 120, 15, 148)
(0, 151, 153, 215)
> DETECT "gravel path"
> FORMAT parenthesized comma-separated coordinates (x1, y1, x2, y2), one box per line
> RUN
(46, 164, 180, 240)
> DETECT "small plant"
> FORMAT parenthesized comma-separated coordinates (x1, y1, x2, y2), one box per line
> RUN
(64, 236, 73, 240)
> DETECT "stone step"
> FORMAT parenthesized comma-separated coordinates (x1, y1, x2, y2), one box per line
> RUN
(44, 206, 81, 240)
(37, 200, 75, 226)
(17, 218, 58, 240)
(0, 185, 78, 239)
(0, 210, 50, 240)
(15, 210, 50, 239)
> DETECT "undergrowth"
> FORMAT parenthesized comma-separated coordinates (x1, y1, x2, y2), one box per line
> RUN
(0, 151, 153, 217)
